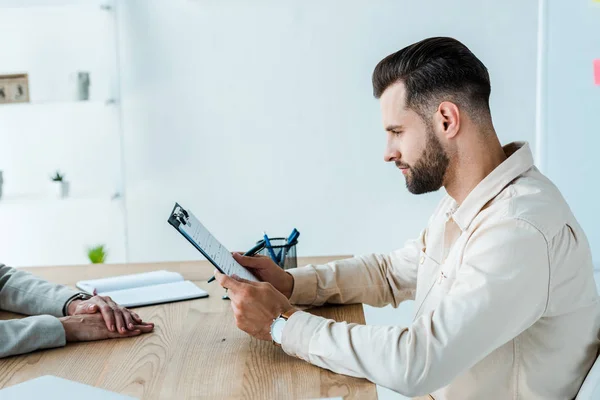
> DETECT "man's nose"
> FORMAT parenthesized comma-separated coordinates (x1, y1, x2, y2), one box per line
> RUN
(384, 142, 400, 163)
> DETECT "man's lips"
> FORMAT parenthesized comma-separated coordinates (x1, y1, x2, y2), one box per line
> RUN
(396, 164, 410, 175)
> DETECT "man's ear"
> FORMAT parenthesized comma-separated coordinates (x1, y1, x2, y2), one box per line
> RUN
(436, 101, 460, 139)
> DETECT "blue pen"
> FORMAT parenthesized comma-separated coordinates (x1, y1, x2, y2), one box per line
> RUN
(263, 231, 278, 263)
(275, 229, 293, 263)
(279, 228, 300, 267)
(287, 228, 300, 245)
(286, 228, 298, 243)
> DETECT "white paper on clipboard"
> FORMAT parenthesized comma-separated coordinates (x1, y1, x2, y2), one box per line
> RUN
(168, 203, 259, 282)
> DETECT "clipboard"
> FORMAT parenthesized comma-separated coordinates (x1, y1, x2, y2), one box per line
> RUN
(167, 202, 259, 282)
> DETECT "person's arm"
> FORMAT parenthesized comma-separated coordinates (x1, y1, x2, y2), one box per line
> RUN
(282, 218, 549, 397)
(0, 264, 79, 317)
(0, 265, 155, 359)
(0, 316, 67, 358)
(287, 229, 426, 308)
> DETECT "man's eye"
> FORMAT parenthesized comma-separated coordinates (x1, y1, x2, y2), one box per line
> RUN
(392, 130, 402, 136)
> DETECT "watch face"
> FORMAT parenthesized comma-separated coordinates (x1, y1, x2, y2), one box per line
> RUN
(271, 318, 286, 344)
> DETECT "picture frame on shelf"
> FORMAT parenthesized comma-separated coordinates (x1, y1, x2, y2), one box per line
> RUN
(0, 73, 30, 104)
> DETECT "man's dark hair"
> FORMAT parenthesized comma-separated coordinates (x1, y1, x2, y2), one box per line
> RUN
(372, 37, 491, 123)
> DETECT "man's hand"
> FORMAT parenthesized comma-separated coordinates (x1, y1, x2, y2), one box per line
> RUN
(232, 253, 295, 298)
(68, 295, 149, 334)
(59, 313, 154, 342)
(214, 270, 297, 341)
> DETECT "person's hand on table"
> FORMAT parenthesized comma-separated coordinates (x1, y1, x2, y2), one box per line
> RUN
(68, 295, 153, 334)
(231, 252, 295, 298)
(215, 270, 297, 341)
(59, 313, 154, 342)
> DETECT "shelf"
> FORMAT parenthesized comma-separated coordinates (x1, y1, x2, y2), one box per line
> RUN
(0, 99, 116, 109)
(0, 193, 121, 206)
(0, 0, 112, 10)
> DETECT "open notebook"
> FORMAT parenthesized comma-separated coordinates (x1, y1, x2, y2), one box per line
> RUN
(76, 270, 208, 308)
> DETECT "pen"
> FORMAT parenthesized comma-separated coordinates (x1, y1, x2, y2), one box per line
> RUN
(262, 231, 279, 264)
(279, 247, 288, 268)
(286, 228, 299, 244)
(278, 228, 299, 267)
(245, 239, 266, 257)
(207, 239, 266, 283)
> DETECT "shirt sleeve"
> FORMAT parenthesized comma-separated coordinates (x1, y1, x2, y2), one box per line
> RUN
(282, 218, 549, 397)
(0, 315, 67, 358)
(0, 264, 79, 317)
(287, 230, 426, 308)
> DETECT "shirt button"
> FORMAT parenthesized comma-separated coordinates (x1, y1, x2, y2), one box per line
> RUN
(420, 255, 425, 265)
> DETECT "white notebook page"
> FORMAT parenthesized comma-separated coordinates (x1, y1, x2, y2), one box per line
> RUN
(179, 210, 258, 282)
(76, 270, 184, 294)
(101, 281, 208, 308)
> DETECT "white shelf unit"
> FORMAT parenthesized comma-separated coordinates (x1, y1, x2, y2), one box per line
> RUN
(0, 0, 109, 10)
(0, 0, 128, 267)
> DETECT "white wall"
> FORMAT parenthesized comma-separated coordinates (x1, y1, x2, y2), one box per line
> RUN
(117, 0, 539, 266)
(543, 0, 600, 263)
(0, 0, 127, 267)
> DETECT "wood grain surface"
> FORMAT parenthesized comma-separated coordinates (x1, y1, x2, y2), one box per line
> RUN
(0, 257, 377, 399)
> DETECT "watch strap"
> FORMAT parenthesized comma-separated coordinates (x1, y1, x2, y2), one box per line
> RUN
(281, 308, 296, 320)
(62, 292, 93, 316)
(271, 308, 297, 346)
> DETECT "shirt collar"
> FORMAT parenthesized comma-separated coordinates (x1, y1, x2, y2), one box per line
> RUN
(451, 141, 534, 231)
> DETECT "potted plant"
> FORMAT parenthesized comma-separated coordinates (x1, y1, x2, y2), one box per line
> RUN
(51, 170, 69, 198)
(87, 245, 107, 264)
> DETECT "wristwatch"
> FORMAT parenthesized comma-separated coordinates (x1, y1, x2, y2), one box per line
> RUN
(62, 292, 93, 316)
(270, 308, 296, 346)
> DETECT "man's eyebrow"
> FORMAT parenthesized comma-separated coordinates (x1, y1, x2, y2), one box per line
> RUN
(385, 125, 404, 132)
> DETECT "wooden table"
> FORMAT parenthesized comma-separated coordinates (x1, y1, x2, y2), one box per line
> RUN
(0, 257, 377, 399)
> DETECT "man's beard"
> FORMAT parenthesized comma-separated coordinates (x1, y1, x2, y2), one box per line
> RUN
(399, 128, 450, 195)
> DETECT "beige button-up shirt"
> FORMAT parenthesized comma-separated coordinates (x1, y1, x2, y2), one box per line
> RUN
(283, 142, 600, 399)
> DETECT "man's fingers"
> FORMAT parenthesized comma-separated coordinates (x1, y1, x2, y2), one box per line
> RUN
(103, 297, 128, 333)
(122, 310, 136, 330)
(231, 274, 260, 286)
(106, 322, 153, 338)
(134, 323, 154, 333)
(232, 253, 268, 268)
(76, 302, 98, 314)
(97, 302, 116, 332)
(214, 270, 242, 291)
(131, 311, 143, 324)
(113, 308, 127, 334)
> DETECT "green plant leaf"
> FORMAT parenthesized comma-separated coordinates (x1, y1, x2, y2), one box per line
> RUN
(87, 245, 107, 264)
(51, 170, 64, 182)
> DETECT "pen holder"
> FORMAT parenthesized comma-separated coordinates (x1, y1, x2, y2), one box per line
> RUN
(259, 237, 298, 270)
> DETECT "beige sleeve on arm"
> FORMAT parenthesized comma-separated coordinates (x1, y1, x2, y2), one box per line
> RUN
(287, 230, 425, 308)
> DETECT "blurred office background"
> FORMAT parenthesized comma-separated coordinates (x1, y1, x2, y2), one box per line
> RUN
(0, 1, 597, 398)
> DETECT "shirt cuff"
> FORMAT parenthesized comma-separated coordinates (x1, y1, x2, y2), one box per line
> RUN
(287, 266, 318, 305)
(52, 289, 81, 317)
(62, 292, 90, 316)
(281, 310, 327, 362)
